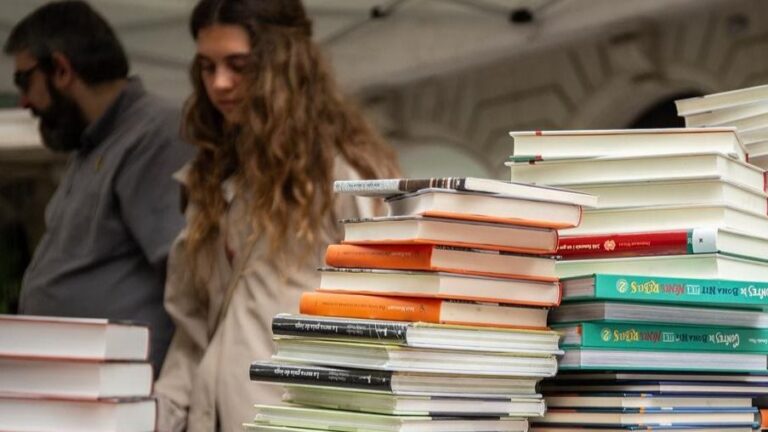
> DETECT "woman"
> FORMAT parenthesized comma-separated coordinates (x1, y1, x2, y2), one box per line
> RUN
(153, 1, 400, 430)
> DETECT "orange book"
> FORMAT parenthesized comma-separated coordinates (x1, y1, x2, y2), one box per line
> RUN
(761, 407, 768, 430)
(299, 291, 549, 329)
(325, 244, 557, 282)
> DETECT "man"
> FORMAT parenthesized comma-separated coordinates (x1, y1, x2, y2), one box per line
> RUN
(4, 1, 193, 373)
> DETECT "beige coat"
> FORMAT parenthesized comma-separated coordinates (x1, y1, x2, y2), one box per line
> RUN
(154, 159, 375, 432)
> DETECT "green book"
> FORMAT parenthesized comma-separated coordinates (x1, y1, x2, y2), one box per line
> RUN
(555, 322, 768, 353)
(562, 274, 768, 308)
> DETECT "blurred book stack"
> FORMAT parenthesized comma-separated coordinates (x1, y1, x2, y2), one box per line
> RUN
(507, 128, 768, 431)
(0, 314, 155, 432)
(244, 177, 594, 432)
(676, 84, 768, 169)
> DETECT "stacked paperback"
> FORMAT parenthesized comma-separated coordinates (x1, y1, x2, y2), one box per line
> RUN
(507, 127, 768, 431)
(245, 178, 594, 431)
(676, 84, 768, 169)
(0, 314, 155, 432)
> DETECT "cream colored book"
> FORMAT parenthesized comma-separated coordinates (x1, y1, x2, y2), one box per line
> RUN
(676, 84, 768, 115)
(684, 101, 768, 127)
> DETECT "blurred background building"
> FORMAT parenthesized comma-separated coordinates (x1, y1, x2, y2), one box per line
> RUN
(1, 0, 768, 311)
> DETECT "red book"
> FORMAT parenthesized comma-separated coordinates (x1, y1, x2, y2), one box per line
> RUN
(557, 229, 712, 259)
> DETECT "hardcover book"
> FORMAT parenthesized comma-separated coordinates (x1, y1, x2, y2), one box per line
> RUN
(559, 348, 768, 372)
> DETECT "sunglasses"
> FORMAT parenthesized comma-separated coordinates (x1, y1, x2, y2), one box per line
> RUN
(13, 64, 40, 93)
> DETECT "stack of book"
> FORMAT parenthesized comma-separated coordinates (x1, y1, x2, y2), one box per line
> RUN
(506, 128, 768, 431)
(676, 84, 768, 168)
(245, 178, 594, 432)
(0, 314, 155, 432)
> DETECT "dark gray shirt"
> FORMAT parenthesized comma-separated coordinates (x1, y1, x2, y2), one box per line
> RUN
(20, 78, 193, 373)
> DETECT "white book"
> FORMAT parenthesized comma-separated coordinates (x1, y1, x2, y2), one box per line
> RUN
(747, 140, 768, 155)
(0, 397, 155, 432)
(739, 126, 768, 144)
(561, 204, 768, 238)
(251, 405, 529, 432)
(0, 315, 148, 361)
(507, 152, 765, 192)
(0, 357, 152, 399)
(272, 339, 558, 377)
(675, 84, 768, 115)
(569, 177, 768, 213)
(684, 101, 768, 127)
(714, 111, 768, 132)
(509, 128, 746, 161)
(556, 253, 768, 282)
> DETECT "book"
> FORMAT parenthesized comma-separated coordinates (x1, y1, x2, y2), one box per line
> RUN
(559, 348, 768, 372)
(531, 427, 755, 432)
(717, 112, 768, 132)
(555, 253, 768, 283)
(249, 362, 542, 397)
(318, 268, 562, 306)
(557, 228, 768, 261)
(533, 407, 759, 427)
(560, 274, 768, 308)
(549, 302, 768, 328)
(299, 292, 549, 329)
(252, 405, 529, 432)
(325, 243, 557, 281)
(552, 371, 768, 383)
(0, 314, 148, 361)
(0, 396, 155, 432)
(740, 126, 768, 145)
(561, 205, 768, 238)
(542, 380, 768, 396)
(675, 84, 768, 115)
(568, 178, 768, 214)
(342, 216, 559, 254)
(545, 394, 752, 409)
(509, 128, 746, 161)
(333, 177, 598, 207)
(271, 314, 561, 354)
(507, 152, 766, 193)
(281, 385, 546, 416)
(555, 322, 768, 353)
(385, 189, 583, 229)
(684, 101, 768, 127)
(272, 339, 559, 376)
(0, 356, 152, 399)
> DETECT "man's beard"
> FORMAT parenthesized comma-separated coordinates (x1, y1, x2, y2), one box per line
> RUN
(33, 78, 88, 153)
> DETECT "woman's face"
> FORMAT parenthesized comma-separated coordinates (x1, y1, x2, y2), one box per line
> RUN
(195, 24, 251, 125)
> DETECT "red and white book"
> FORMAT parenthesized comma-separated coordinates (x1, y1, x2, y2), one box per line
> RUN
(558, 227, 768, 261)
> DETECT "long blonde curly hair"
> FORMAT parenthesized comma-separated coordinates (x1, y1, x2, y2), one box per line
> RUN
(184, 0, 400, 270)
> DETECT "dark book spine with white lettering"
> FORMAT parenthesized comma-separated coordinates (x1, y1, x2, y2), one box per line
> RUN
(249, 362, 394, 392)
(271, 314, 409, 342)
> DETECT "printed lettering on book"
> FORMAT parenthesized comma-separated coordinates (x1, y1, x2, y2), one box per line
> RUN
(614, 277, 768, 301)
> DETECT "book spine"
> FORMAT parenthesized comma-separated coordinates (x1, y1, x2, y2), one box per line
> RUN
(574, 322, 768, 353)
(325, 244, 435, 271)
(333, 178, 468, 196)
(249, 362, 394, 392)
(585, 274, 768, 307)
(272, 314, 410, 342)
(557, 229, 717, 259)
(300, 292, 443, 323)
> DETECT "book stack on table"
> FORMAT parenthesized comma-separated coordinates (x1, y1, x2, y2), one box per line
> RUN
(507, 127, 768, 431)
(0, 315, 155, 432)
(676, 84, 768, 169)
(244, 178, 594, 432)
